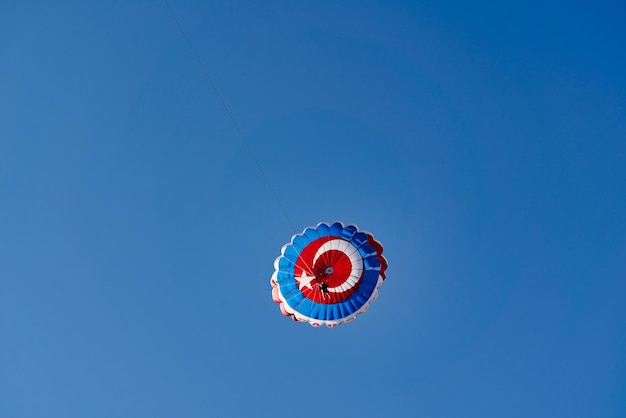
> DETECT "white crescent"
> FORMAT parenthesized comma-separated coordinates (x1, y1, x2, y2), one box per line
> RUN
(312, 238, 363, 293)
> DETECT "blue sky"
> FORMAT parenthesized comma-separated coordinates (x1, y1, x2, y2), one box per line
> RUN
(1, 1, 625, 417)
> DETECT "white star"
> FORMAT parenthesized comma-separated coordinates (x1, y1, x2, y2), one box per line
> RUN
(297, 271, 316, 290)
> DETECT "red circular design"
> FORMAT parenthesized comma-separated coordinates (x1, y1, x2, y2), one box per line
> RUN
(294, 237, 364, 304)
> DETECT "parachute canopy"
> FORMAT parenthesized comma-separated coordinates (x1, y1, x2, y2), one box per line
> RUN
(271, 222, 388, 327)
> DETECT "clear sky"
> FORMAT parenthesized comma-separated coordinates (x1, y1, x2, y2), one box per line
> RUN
(1, 1, 625, 417)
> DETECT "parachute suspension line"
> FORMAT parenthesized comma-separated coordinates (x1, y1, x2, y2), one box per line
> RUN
(163, 0, 298, 234)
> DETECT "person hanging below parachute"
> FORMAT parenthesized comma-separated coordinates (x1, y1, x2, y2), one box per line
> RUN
(271, 222, 388, 327)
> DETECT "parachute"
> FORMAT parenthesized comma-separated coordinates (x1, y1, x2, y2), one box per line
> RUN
(271, 222, 388, 327)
